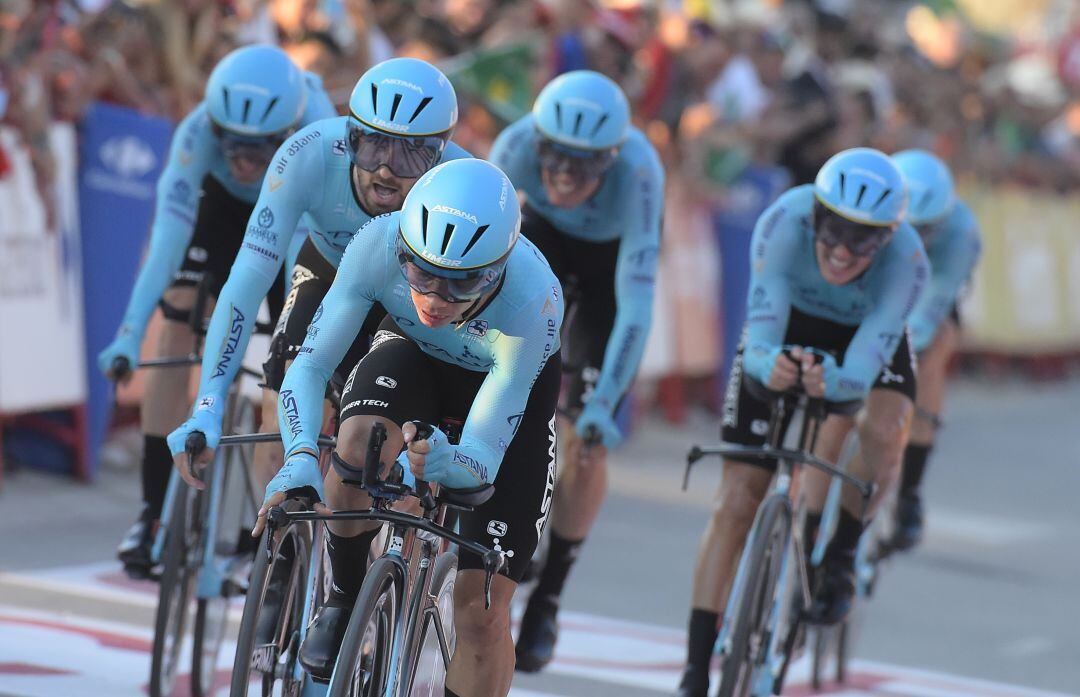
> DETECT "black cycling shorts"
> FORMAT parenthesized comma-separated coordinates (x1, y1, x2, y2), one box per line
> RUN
(163, 174, 286, 324)
(721, 306, 916, 469)
(263, 237, 386, 391)
(522, 203, 619, 415)
(338, 316, 561, 582)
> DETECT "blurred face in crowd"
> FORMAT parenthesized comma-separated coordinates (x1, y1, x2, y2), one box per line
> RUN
(443, 0, 494, 37)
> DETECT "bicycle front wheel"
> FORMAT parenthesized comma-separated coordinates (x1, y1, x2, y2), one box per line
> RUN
(717, 494, 792, 697)
(150, 484, 200, 697)
(329, 556, 404, 697)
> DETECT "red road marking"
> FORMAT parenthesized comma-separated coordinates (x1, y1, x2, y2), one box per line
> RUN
(0, 663, 76, 677)
(0, 614, 151, 653)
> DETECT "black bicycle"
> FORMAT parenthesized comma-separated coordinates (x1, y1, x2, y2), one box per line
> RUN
(230, 421, 505, 697)
(685, 360, 872, 697)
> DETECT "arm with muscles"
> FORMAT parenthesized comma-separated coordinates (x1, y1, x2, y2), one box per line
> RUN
(825, 243, 930, 402)
(577, 155, 665, 448)
(97, 109, 213, 377)
(909, 214, 981, 352)
(739, 200, 800, 391)
(166, 131, 321, 469)
(401, 306, 559, 488)
(259, 230, 385, 519)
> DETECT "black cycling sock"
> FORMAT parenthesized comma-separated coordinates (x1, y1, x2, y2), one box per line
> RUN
(142, 435, 172, 520)
(533, 532, 584, 604)
(901, 443, 932, 496)
(325, 527, 380, 604)
(829, 509, 864, 559)
(685, 608, 720, 674)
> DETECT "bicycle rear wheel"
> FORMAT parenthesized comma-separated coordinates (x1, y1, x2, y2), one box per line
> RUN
(229, 523, 311, 697)
(328, 556, 404, 697)
(150, 484, 200, 697)
(717, 494, 792, 697)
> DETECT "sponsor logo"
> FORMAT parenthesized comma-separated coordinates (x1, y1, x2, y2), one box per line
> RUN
(187, 246, 208, 263)
(751, 419, 769, 436)
(628, 246, 659, 268)
(258, 207, 275, 228)
(279, 389, 303, 438)
(342, 399, 389, 412)
(487, 520, 508, 537)
(267, 176, 285, 192)
(498, 177, 509, 211)
(534, 414, 557, 537)
(498, 438, 508, 453)
(838, 377, 866, 393)
(306, 323, 319, 340)
(541, 297, 556, 316)
(380, 77, 423, 93)
(244, 241, 280, 262)
(376, 376, 397, 389)
(611, 325, 641, 381)
(332, 139, 347, 156)
(168, 179, 191, 205)
(750, 286, 770, 310)
(420, 249, 463, 267)
(274, 129, 321, 173)
(368, 116, 410, 133)
(370, 330, 403, 351)
(312, 303, 324, 323)
(879, 367, 904, 385)
(453, 451, 488, 483)
(466, 319, 488, 337)
(212, 305, 246, 379)
(197, 396, 215, 411)
(431, 206, 479, 226)
(344, 363, 360, 394)
(506, 411, 525, 433)
(250, 645, 275, 673)
(100, 136, 156, 178)
(393, 284, 409, 298)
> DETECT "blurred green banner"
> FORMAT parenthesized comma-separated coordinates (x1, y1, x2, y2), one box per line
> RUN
(441, 40, 538, 125)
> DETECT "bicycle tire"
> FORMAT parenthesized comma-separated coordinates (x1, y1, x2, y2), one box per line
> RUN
(407, 552, 457, 694)
(836, 620, 849, 684)
(810, 627, 827, 690)
(229, 523, 311, 697)
(328, 556, 404, 697)
(717, 494, 792, 697)
(150, 484, 199, 697)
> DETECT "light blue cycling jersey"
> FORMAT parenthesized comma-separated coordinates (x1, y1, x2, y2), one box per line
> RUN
(908, 200, 981, 352)
(279, 212, 564, 488)
(743, 185, 929, 402)
(192, 119, 470, 416)
(488, 116, 663, 411)
(114, 73, 336, 343)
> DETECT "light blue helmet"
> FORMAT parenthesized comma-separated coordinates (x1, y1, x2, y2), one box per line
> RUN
(349, 57, 458, 137)
(205, 45, 307, 136)
(398, 159, 520, 281)
(814, 147, 908, 226)
(892, 149, 955, 225)
(533, 70, 630, 150)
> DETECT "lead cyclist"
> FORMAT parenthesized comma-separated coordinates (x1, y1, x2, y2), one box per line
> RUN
(488, 70, 665, 673)
(889, 149, 982, 550)
(96, 45, 336, 578)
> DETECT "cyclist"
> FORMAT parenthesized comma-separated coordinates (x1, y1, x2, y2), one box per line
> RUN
(890, 149, 981, 550)
(96, 44, 335, 578)
(166, 58, 468, 498)
(251, 158, 563, 696)
(675, 147, 928, 696)
(487, 69, 664, 673)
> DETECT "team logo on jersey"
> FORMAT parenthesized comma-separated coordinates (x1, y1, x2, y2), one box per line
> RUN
(312, 303, 324, 324)
(332, 139, 347, 156)
(187, 246, 208, 263)
(267, 176, 285, 192)
(486, 520, 508, 537)
(376, 376, 397, 389)
(258, 207, 275, 228)
(466, 319, 488, 337)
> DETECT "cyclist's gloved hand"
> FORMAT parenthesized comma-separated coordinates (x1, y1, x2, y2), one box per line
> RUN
(819, 353, 852, 401)
(97, 328, 142, 380)
(253, 451, 329, 537)
(397, 423, 457, 485)
(167, 400, 223, 456)
(577, 397, 622, 449)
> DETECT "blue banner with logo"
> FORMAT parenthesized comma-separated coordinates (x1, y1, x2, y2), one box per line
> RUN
(79, 102, 173, 478)
(713, 165, 790, 389)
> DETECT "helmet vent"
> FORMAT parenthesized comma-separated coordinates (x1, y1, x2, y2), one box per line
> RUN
(420, 205, 430, 245)
(221, 87, 232, 118)
(242, 98, 252, 124)
(554, 102, 563, 130)
(855, 183, 867, 207)
(390, 93, 402, 120)
(461, 225, 490, 256)
(918, 190, 932, 213)
(259, 97, 279, 125)
(591, 113, 609, 137)
(409, 97, 432, 124)
(440, 223, 456, 255)
(573, 112, 583, 136)
(370, 83, 379, 114)
(870, 188, 893, 211)
(838, 172, 846, 199)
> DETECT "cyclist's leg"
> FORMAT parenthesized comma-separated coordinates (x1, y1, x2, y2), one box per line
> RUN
(298, 318, 439, 679)
(896, 317, 957, 548)
(677, 340, 781, 696)
(454, 354, 560, 692)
